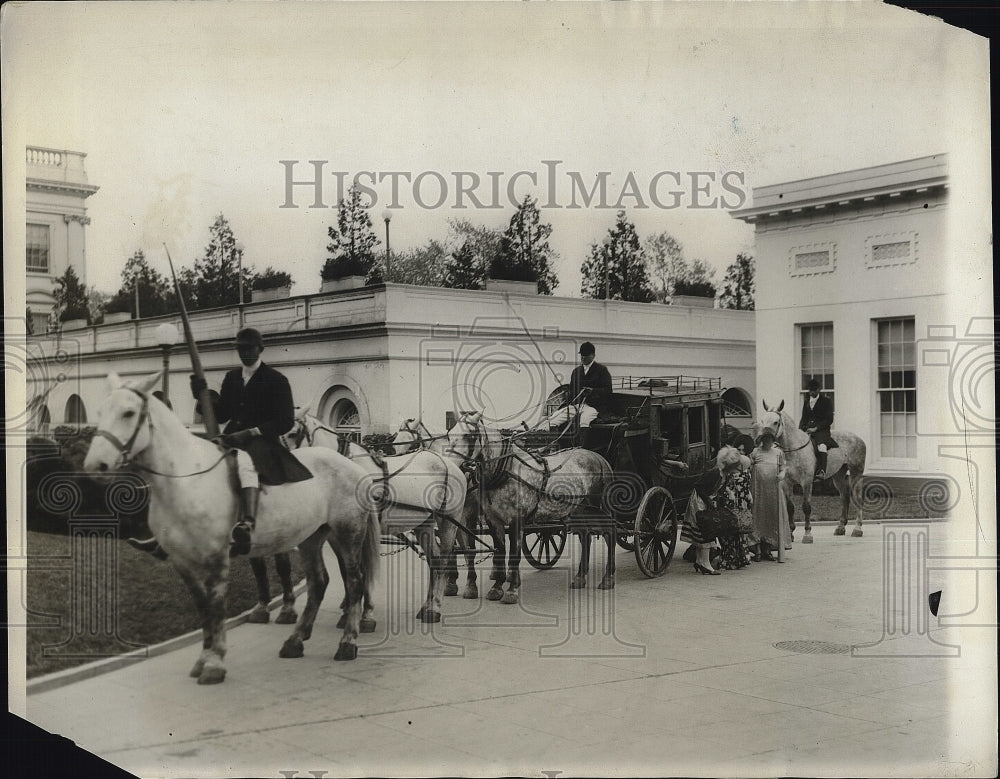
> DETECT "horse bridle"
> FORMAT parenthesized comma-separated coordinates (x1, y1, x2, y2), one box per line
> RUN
(93, 388, 152, 469)
(761, 410, 812, 453)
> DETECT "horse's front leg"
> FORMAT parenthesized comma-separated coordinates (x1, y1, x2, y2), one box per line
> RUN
(486, 517, 507, 601)
(459, 509, 480, 600)
(784, 485, 797, 542)
(247, 557, 271, 623)
(428, 519, 459, 621)
(177, 560, 229, 684)
(501, 516, 522, 605)
(280, 530, 329, 659)
(572, 529, 590, 589)
(273, 552, 298, 624)
(598, 529, 616, 590)
(414, 520, 443, 623)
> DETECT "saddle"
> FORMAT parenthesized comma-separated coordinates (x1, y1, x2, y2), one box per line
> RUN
(236, 437, 313, 486)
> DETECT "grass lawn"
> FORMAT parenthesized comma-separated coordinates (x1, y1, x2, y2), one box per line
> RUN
(24, 528, 306, 679)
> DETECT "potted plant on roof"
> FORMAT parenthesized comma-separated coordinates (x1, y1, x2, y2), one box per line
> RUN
(59, 303, 91, 330)
(103, 292, 133, 324)
(485, 253, 538, 295)
(670, 280, 717, 308)
(251, 267, 293, 302)
(320, 256, 369, 293)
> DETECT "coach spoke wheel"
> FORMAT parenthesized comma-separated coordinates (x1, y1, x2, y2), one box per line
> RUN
(634, 487, 677, 578)
(522, 528, 567, 570)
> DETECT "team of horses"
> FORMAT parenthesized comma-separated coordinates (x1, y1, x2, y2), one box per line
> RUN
(83, 372, 867, 684)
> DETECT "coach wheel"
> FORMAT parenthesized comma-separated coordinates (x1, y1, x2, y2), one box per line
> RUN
(616, 532, 635, 552)
(634, 487, 677, 578)
(522, 527, 567, 570)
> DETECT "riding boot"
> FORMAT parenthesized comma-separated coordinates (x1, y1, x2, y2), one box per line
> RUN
(230, 487, 259, 557)
(127, 536, 168, 561)
(814, 451, 828, 480)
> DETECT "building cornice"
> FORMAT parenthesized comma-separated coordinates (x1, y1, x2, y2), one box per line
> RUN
(731, 154, 948, 224)
(27, 177, 100, 198)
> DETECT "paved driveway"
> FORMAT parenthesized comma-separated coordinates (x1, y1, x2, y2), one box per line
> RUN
(22, 520, 998, 777)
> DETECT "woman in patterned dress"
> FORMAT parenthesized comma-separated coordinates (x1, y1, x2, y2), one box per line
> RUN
(715, 447, 754, 570)
(680, 446, 750, 574)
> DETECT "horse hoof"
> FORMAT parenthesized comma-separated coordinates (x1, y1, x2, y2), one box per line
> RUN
(334, 644, 358, 661)
(444, 582, 459, 597)
(360, 618, 377, 633)
(463, 585, 479, 600)
(336, 613, 347, 629)
(851, 528, 864, 538)
(500, 591, 519, 605)
(197, 666, 226, 685)
(189, 661, 205, 678)
(247, 605, 270, 624)
(834, 526, 846, 536)
(419, 609, 441, 623)
(486, 587, 504, 601)
(802, 534, 814, 544)
(275, 608, 298, 625)
(279, 639, 304, 658)
(570, 576, 587, 590)
(598, 576, 615, 590)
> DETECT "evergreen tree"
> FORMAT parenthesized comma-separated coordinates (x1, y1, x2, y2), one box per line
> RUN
(718, 252, 756, 310)
(443, 241, 483, 290)
(490, 195, 559, 294)
(183, 214, 252, 310)
(118, 250, 173, 317)
(53, 266, 90, 322)
(580, 211, 654, 302)
(445, 218, 501, 288)
(323, 185, 381, 284)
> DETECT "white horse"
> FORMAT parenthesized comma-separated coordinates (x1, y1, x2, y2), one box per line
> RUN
(757, 400, 867, 541)
(285, 412, 469, 622)
(83, 373, 380, 684)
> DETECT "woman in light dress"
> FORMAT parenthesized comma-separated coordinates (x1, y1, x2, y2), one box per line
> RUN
(750, 430, 790, 562)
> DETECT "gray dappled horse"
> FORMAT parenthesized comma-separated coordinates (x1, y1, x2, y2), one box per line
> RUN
(756, 400, 867, 541)
(84, 373, 380, 683)
(445, 411, 615, 602)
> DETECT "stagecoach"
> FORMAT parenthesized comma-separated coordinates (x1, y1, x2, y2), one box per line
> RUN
(471, 375, 728, 579)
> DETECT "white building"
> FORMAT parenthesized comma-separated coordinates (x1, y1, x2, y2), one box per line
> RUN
(26, 285, 756, 440)
(26, 146, 100, 334)
(732, 153, 993, 499)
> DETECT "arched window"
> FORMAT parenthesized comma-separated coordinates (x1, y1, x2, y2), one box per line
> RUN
(330, 398, 361, 444)
(65, 394, 87, 424)
(722, 387, 753, 419)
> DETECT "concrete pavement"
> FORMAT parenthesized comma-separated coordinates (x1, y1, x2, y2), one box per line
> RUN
(21, 519, 998, 777)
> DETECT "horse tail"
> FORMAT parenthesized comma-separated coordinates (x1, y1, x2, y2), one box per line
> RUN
(361, 509, 381, 592)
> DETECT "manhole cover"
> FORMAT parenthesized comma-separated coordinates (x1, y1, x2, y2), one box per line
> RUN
(773, 640, 850, 654)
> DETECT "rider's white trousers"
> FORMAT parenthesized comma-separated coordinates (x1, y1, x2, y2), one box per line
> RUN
(234, 448, 260, 489)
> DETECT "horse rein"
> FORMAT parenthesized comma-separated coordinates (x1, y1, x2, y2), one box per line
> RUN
(93, 388, 151, 470)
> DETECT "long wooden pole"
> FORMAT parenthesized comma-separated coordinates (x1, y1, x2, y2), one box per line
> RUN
(164, 244, 219, 437)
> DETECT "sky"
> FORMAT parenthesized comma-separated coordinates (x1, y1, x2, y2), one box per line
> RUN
(2, 1, 989, 298)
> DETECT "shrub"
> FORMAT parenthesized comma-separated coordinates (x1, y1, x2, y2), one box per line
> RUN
(104, 292, 133, 315)
(59, 304, 90, 323)
(252, 267, 293, 291)
(673, 280, 717, 297)
(488, 253, 537, 283)
(321, 256, 369, 281)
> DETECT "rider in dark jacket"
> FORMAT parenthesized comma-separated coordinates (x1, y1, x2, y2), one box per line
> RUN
(799, 378, 834, 478)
